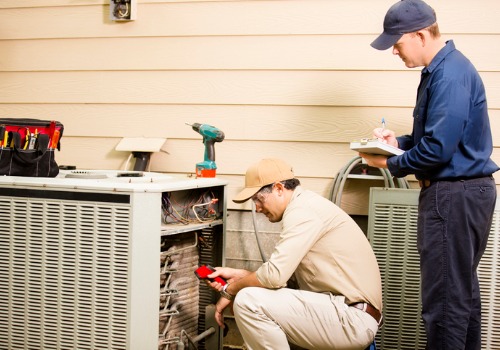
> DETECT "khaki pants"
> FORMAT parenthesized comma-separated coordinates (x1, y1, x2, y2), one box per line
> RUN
(232, 287, 378, 350)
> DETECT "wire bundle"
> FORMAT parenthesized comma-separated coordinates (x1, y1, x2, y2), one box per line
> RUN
(162, 191, 219, 224)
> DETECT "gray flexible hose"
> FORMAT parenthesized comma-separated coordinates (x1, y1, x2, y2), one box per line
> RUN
(251, 200, 267, 262)
(330, 156, 409, 206)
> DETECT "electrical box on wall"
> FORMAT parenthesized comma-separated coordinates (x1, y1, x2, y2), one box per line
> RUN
(110, 0, 137, 21)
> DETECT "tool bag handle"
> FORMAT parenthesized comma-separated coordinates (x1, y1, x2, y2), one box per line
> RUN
(11, 131, 51, 164)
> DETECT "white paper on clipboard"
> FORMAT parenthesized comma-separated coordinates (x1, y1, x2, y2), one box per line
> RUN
(350, 139, 404, 156)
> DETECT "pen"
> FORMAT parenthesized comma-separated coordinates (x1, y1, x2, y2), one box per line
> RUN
(381, 118, 386, 132)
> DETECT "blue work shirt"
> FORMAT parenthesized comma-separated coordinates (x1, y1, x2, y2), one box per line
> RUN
(387, 40, 499, 180)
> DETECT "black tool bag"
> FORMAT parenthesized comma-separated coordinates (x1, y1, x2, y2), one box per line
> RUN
(0, 118, 64, 177)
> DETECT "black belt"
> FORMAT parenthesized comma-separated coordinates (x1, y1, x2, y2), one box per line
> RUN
(350, 302, 383, 326)
(418, 175, 493, 189)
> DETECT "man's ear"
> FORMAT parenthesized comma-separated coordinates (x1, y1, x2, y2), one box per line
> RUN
(274, 181, 285, 195)
(416, 31, 427, 46)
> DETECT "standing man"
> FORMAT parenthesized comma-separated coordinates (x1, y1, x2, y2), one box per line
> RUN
(361, 1, 499, 349)
(207, 158, 382, 350)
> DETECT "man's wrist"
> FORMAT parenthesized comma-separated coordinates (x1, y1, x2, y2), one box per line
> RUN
(220, 283, 235, 300)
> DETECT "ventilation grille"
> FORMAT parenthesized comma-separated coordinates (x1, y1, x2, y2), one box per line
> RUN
(159, 231, 200, 348)
(478, 202, 500, 350)
(367, 188, 500, 349)
(198, 226, 224, 350)
(0, 196, 131, 350)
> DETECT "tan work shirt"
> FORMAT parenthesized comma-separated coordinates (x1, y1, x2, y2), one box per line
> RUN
(256, 186, 383, 311)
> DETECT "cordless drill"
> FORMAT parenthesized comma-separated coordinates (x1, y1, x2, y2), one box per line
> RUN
(186, 123, 225, 178)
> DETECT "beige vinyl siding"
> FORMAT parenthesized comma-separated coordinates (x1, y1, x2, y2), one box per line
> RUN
(0, 0, 498, 213)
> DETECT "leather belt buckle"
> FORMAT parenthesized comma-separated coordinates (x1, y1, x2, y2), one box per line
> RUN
(350, 302, 383, 326)
(418, 179, 431, 188)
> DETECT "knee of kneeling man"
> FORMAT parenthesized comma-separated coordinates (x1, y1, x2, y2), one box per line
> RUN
(233, 287, 263, 311)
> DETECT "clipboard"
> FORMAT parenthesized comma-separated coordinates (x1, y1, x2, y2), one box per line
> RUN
(350, 139, 404, 156)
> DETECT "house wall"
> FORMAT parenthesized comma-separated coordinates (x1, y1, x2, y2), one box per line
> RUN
(1, 1, 498, 346)
(0, 0, 498, 212)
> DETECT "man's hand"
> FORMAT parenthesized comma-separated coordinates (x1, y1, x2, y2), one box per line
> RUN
(214, 296, 232, 328)
(359, 153, 389, 169)
(363, 126, 399, 168)
(206, 267, 251, 291)
(373, 127, 398, 147)
(204, 269, 264, 328)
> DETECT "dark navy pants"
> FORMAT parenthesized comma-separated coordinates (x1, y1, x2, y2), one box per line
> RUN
(417, 176, 496, 350)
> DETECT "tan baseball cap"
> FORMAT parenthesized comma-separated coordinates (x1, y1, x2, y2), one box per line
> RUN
(233, 158, 295, 203)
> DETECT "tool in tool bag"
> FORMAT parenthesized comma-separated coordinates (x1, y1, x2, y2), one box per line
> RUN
(0, 118, 63, 177)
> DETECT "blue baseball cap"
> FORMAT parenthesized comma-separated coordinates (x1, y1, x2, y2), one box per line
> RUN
(371, 0, 437, 50)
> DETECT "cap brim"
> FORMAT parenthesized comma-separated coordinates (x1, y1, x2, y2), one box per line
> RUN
(232, 186, 261, 204)
(371, 32, 403, 50)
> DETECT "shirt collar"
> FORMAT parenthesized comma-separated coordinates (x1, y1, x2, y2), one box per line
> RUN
(290, 185, 303, 202)
(422, 40, 456, 74)
(285, 185, 303, 209)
